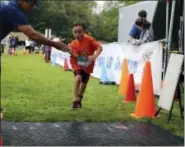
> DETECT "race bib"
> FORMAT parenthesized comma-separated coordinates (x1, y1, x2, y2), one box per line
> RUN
(78, 56, 91, 68)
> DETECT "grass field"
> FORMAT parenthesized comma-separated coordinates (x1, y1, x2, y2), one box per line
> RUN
(1, 50, 184, 137)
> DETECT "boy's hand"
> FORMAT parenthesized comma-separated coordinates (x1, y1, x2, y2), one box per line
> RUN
(64, 44, 72, 54)
(88, 55, 96, 62)
(66, 44, 79, 58)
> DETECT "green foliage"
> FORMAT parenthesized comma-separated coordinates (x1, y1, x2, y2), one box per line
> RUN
(28, 1, 142, 42)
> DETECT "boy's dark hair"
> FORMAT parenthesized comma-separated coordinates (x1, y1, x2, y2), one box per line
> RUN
(135, 17, 144, 27)
(138, 10, 147, 18)
(73, 20, 87, 31)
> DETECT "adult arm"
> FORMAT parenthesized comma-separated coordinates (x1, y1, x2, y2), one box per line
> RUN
(18, 25, 67, 50)
(9, 9, 68, 51)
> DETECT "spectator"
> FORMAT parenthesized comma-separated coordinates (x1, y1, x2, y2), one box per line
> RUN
(25, 39, 31, 53)
(8, 36, 12, 54)
(31, 40, 36, 53)
(11, 36, 17, 50)
(129, 19, 143, 40)
(128, 10, 150, 40)
(129, 10, 154, 45)
(15, 36, 19, 47)
(138, 10, 154, 44)
(128, 17, 144, 45)
(138, 10, 149, 25)
(0, 43, 4, 54)
(139, 21, 154, 44)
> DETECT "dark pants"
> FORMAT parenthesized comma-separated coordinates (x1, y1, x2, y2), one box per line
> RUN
(45, 49, 51, 60)
(26, 46, 31, 53)
(31, 46, 35, 52)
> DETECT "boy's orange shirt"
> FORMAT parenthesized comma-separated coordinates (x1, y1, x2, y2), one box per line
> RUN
(70, 34, 101, 74)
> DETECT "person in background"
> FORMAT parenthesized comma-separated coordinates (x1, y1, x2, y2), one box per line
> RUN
(0, 41, 4, 53)
(8, 36, 12, 54)
(9, 36, 15, 54)
(129, 18, 143, 40)
(139, 21, 154, 44)
(44, 46, 52, 62)
(137, 10, 154, 44)
(25, 38, 31, 53)
(128, 17, 144, 45)
(69, 20, 102, 109)
(12, 36, 17, 51)
(15, 36, 19, 47)
(0, 37, 6, 53)
(128, 10, 149, 40)
(34, 42, 40, 53)
(31, 40, 36, 53)
(44, 37, 54, 62)
(129, 10, 154, 45)
(138, 10, 151, 29)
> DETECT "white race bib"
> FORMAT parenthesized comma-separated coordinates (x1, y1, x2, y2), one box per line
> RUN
(78, 56, 91, 68)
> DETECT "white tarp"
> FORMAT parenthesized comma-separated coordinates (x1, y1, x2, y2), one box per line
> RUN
(51, 41, 163, 95)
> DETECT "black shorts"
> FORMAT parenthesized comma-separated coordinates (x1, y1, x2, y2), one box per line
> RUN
(25, 46, 31, 50)
(74, 69, 90, 83)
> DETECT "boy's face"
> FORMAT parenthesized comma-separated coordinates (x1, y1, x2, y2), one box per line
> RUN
(73, 26, 85, 41)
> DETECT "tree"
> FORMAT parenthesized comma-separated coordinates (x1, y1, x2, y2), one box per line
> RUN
(27, 1, 142, 43)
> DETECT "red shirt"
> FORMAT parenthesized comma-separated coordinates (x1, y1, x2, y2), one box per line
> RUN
(70, 34, 101, 74)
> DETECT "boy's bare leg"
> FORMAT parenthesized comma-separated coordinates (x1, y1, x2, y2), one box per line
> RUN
(79, 82, 87, 97)
(73, 75, 81, 101)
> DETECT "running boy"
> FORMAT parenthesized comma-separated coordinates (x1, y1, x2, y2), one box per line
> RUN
(69, 20, 102, 109)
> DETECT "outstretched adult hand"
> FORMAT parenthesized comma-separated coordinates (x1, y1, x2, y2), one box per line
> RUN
(52, 38, 69, 51)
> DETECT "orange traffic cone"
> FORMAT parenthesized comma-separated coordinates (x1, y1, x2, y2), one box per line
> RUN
(130, 61, 156, 119)
(119, 59, 129, 96)
(64, 58, 69, 71)
(124, 74, 136, 103)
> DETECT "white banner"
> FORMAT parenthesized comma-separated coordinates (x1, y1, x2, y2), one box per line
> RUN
(51, 41, 163, 95)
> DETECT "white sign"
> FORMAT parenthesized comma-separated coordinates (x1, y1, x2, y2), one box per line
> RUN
(158, 53, 184, 110)
(51, 41, 163, 95)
